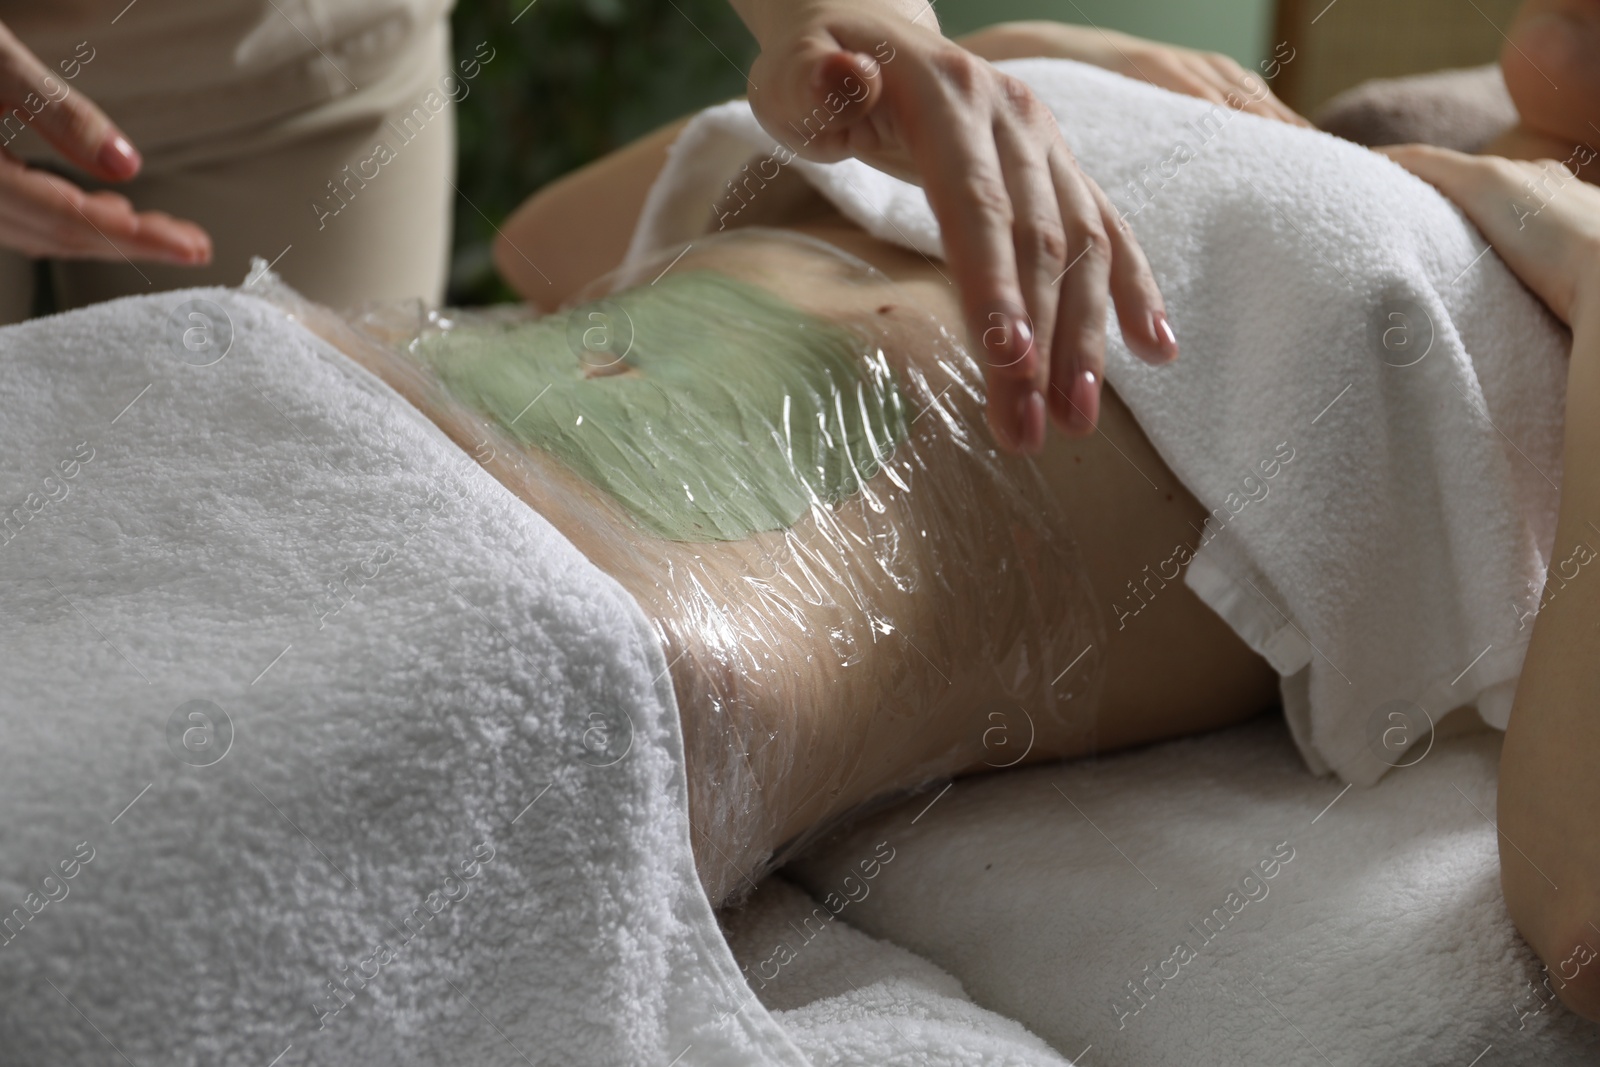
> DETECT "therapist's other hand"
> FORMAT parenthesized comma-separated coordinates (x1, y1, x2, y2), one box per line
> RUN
(959, 22, 1307, 128)
(734, 1, 1178, 454)
(0, 20, 209, 264)
(1382, 145, 1600, 331)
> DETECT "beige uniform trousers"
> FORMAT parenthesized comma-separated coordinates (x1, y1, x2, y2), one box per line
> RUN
(0, 1, 458, 322)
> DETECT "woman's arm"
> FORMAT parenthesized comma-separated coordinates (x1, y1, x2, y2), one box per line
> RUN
(1385, 144, 1600, 1019)
(1505, 283, 1600, 1020)
(493, 115, 693, 312)
(957, 21, 1304, 126)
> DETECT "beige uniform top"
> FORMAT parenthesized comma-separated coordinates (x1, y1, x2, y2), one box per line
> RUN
(0, 0, 455, 171)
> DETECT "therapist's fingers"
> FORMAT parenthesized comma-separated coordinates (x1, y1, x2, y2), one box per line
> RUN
(0, 21, 139, 181)
(908, 58, 1036, 362)
(994, 110, 1064, 368)
(1086, 173, 1176, 366)
(986, 365, 1048, 454)
(746, 29, 886, 167)
(0, 154, 209, 263)
(1042, 145, 1113, 437)
(806, 49, 891, 162)
(1041, 150, 1175, 436)
(114, 207, 213, 264)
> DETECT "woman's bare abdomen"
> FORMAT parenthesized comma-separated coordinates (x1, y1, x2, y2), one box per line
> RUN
(310, 222, 1277, 905)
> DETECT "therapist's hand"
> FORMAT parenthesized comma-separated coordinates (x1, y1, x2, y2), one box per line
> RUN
(0, 21, 210, 265)
(732, 1, 1178, 454)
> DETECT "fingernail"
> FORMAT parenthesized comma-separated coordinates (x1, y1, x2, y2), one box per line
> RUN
(169, 238, 207, 265)
(811, 52, 858, 95)
(1064, 370, 1099, 435)
(1017, 389, 1046, 454)
(1011, 314, 1035, 371)
(983, 310, 1033, 371)
(98, 134, 140, 178)
(1152, 310, 1178, 360)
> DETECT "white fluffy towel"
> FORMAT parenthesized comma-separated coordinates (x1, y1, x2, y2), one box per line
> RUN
(624, 58, 1571, 787)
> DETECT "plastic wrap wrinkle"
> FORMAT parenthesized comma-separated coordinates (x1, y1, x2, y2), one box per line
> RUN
(248, 229, 1106, 906)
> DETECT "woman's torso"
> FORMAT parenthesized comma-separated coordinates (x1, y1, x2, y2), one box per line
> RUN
(303, 220, 1277, 869)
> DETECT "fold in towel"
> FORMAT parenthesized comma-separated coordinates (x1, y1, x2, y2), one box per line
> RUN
(624, 58, 1570, 786)
(725, 878, 1076, 1066)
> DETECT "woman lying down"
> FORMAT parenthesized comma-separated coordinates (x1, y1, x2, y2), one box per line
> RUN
(294, 22, 1600, 1020)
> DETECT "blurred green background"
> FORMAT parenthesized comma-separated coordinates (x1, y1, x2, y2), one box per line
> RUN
(445, 0, 1276, 304)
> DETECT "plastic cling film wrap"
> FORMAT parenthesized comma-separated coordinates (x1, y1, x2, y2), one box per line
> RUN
(254, 229, 1106, 906)
(414, 269, 908, 543)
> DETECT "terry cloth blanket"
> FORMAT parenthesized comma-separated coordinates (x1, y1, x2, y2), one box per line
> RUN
(0, 286, 1064, 1066)
(623, 57, 1571, 788)
(783, 715, 1600, 1066)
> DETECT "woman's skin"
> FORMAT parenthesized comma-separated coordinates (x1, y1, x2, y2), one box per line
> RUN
(1386, 144, 1600, 1022)
(1483, 0, 1600, 183)
(1400, 6, 1600, 1019)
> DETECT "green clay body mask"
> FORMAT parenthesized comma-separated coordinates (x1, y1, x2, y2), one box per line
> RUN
(415, 271, 907, 542)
